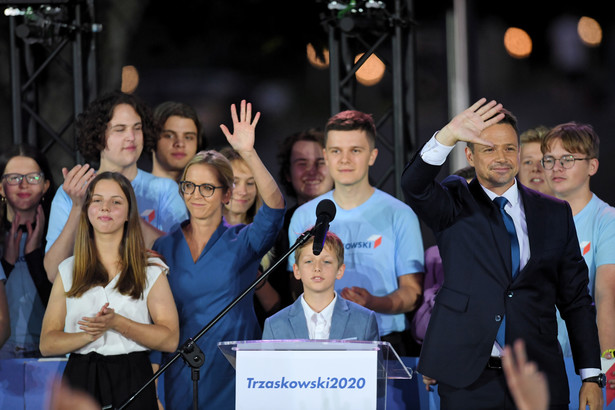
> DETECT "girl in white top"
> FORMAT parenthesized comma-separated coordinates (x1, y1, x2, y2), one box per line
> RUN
(40, 172, 179, 409)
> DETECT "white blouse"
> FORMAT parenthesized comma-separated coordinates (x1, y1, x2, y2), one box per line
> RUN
(59, 256, 168, 355)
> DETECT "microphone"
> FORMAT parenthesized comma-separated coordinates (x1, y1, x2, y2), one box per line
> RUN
(312, 199, 336, 256)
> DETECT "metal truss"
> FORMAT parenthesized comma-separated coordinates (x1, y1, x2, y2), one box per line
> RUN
(3, 0, 100, 162)
(320, 0, 416, 199)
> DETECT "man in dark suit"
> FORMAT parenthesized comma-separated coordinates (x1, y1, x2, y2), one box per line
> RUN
(401, 99, 603, 409)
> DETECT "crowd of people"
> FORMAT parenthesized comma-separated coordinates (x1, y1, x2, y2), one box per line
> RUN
(0, 91, 612, 410)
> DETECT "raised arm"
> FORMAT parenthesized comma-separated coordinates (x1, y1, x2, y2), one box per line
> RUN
(402, 98, 504, 230)
(219, 100, 284, 210)
(435, 98, 504, 147)
(44, 165, 96, 281)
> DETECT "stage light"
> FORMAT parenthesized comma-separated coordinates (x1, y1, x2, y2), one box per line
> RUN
(121, 65, 139, 94)
(354, 52, 385, 86)
(503, 27, 532, 59)
(307, 43, 329, 69)
(577, 16, 601, 47)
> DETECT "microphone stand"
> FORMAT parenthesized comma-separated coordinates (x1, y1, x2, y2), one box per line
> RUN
(113, 227, 317, 410)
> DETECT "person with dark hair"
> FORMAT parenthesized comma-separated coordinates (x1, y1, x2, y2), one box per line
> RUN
(0, 143, 56, 357)
(402, 98, 602, 409)
(451, 165, 475, 182)
(43, 90, 188, 282)
(288, 110, 424, 356)
(151, 100, 285, 410)
(277, 128, 333, 207)
(519, 125, 554, 196)
(40, 171, 179, 409)
(141, 101, 205, 181)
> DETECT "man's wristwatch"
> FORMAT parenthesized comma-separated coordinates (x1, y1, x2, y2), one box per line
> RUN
(582, 373, 606, 388)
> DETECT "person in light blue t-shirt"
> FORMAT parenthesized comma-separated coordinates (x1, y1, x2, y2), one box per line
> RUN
(542, 122, 615, 375)
(43, 91, 187, 283)
(288, 109, 424, 356)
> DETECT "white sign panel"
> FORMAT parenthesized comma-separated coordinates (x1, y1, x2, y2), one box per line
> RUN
(236, 350, 377, 410)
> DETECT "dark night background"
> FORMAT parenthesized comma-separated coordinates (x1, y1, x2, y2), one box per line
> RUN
(1, 1, 614, 246)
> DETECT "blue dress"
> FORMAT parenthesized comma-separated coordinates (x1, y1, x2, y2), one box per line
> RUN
(153, 203, 284, 410)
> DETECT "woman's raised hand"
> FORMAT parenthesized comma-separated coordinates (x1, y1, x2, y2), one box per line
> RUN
(219, 100, 261, 153)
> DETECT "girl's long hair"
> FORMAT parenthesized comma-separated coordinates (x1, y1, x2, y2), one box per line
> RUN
(67, 172, 147, 299)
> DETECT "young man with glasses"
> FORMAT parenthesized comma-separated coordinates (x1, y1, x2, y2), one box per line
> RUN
(542, 122, 615, 385)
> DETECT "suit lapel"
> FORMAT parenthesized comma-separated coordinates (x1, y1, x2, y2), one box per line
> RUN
(469, 179, 512, 283)
(518, 186, 546, 276)
(329, 297, 350, 340)
(288, 298, 310, 339)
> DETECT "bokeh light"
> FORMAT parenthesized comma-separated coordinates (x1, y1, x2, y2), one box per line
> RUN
(355, 53, 385, 86)
(577, 16, 602, 47)
(306, 43, 329, 69)
(121, 65, 139, 94)
(503, 27, 532, 59)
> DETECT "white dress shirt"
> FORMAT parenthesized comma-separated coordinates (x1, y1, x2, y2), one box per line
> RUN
(300, 292, 337, 340)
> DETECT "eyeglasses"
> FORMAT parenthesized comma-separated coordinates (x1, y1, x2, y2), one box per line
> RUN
(179, 181, 225, 197)
(2, 172, 45, 185)
(541, 155, 592, 170)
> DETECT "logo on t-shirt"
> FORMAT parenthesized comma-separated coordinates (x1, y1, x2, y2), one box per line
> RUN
(141, 209, 155, 223)
(579, 241, 591, 256)
(344, 235, 382, 250)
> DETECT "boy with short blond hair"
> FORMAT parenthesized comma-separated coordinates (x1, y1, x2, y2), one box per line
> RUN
(262, 231, 379, 341)
(542, 122, 615, 363)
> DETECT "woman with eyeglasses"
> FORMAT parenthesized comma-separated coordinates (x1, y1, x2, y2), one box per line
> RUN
(0, 144, 56, 357)
(151, 100, 285, 410)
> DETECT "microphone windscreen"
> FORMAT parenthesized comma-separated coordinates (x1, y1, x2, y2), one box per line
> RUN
(315, 199, 336, 221)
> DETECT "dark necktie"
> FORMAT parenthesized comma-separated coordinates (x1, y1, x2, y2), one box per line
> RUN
(493, 196, 520, 348)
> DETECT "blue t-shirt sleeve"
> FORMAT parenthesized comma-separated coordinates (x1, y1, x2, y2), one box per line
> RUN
(394, 207, 425, 276)
(595, 207, 615, 267)
(156, 179, 188, 233)
(45, 185, 72, 252)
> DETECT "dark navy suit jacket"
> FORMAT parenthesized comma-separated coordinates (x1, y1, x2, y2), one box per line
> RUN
(401, 155, 600, 406)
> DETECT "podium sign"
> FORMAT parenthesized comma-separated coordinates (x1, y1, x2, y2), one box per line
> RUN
(220, 340, 413, 410)
(236, 349, 377, 410)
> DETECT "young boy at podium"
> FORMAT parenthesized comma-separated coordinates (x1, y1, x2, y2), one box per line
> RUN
(262, 231, 379, 341)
